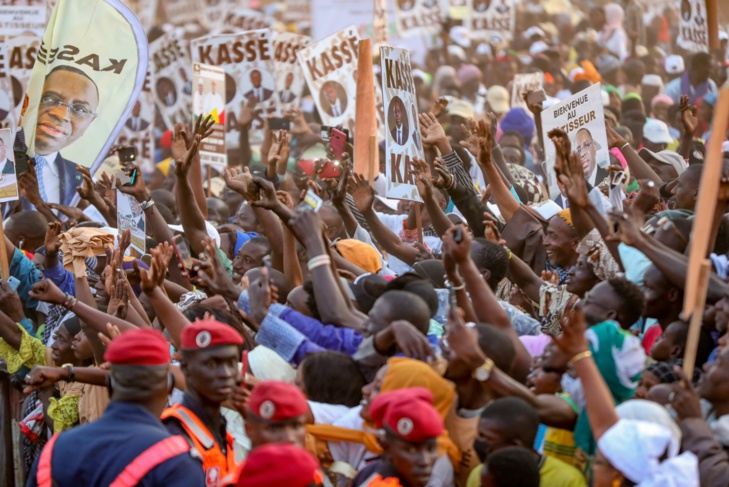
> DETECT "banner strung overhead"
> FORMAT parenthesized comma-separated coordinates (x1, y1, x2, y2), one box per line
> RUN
(20, 0, 148, 179)
(115, 65, 154, 172)
(541, 83, 609, 200)
(394, 0, 441, 37)
(273, 32, 311, 110)
(298, 26, 359, 134)
(193, 62, 227, 168)
(192, 29, 278, 148)
(150, 31, 193, 131)
(467, 0, 515, 41)
(677, 0, 708, 52)
(380, 45, 423, 202)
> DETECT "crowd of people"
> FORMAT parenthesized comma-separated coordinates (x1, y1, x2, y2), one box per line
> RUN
(1, 0, 729, 486)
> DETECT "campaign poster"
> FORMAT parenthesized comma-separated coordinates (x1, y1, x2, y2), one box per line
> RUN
(162, 0, 200, 26)
(273, 32, 311, 109)
(199, 0, 239, 31)
(511, 72, 544, 117)
(298, 26, 359, 134)
(0, 4, 46, 36)
(467, 0, 515, 41)
(394, 0, 441, 37)
(150, 31, 193, 131)
(192, 29, 277, 148)
(220, 9, 274, 33)
(0, 43, 15, 131)
(540, 83, 609, 200)
(373, 0, 388, 47)
(0, 128, 19, 203)
(282, 0, 310, 23)
(123, 0, 158, 31)
(380, 46, 423, 202)
(678, 0, 708, 52)
(117, 191, 145, 255)
(192, 62, 227, 168)
(115, 65, 154, 172)
(4, 34, 40, 123)
(20, 0, 148, 184)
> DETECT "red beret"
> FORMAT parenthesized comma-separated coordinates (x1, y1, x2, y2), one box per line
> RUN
(180, 320, 243, 350)
(370, 387, 444, 443)
(104, 329, 170, 366)
(247, 381, 308, 423)
(235, 443, 321, 487)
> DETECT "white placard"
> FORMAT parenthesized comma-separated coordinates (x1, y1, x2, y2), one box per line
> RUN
(394, 0, 441, 37)
(466, 0, 515, 42)
(0, 128, 18, 203)
(150, 32, 193, 130)
(117, 191, 145, 255)
(192, 62, 227, 168)
(273, 32, 311, 110)
(677, 0, 708, 53)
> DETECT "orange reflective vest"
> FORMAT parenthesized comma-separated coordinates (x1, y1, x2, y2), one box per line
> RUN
(161, 404, 237, 487)
(37, 432, 190, 487)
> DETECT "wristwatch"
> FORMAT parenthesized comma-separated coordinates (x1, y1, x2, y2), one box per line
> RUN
(62, 363, 76, 382)
(472, 358, 494, 382)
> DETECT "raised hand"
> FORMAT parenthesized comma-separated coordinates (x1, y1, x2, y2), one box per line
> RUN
(223, 167, 260, 201)
(18, 164, 43, 207)
(173, 135, 201, 179)
(679, 95, 698, 136)
(45, 222, 63, 256)
(76, 165, 103, 205)
(47, 203, 88, 222)
(118, 229, 132, 258)
(669, 366, 703, 420)
(459, 119, 481, 157)
(96, 171, 117, 202)
(329, 156, 351, 208)
(409, 157, 433, 199)
(482, 212, 503, 243)
(390, 320, 433, 361)
(107, 278, 130, 319)
(239, 97, 257, 129)
(116, 164, 150, 203)
(419, 113, 448, 147)
(289, 205, 325, 247)
(348, 173, 375, 213)
(550, 304, 589, 356)
(170, 124, 189, 162)
(522, 90, 544, 117)
(430, 97, 449, 118)
(191, 114, 215, 144)
(249, 176, 279, 210)
(476, 119, 494, 168)
(268, 130, 291, 174)
(196, 237, 241, 300)
(442, 225, 472, 264)
(140, 243, 173, 294)
(0, 279, 24, 322)
(432, 157, 453, 189)
(29, 279, 67, 305)
(276, 190, 295, 210)
(284, 107, 312, 136)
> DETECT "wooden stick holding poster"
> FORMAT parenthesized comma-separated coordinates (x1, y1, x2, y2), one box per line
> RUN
(192, 62, 227, 169)
(380, 45, 423, 203)
(681, 86, 729, 375)
(355, 39, 378, 179)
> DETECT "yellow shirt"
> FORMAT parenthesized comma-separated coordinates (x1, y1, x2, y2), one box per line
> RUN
(466, 455, 586, 487)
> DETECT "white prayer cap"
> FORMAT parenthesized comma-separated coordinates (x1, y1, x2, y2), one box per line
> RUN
(664, 55, 685, 75)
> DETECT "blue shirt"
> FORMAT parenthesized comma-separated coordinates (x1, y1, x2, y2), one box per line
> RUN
(27, 402, 205, 487)
(11, 248, 41, 310)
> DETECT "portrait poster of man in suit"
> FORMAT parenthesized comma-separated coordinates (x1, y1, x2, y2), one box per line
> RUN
(0, 129, 19, 203)
(319, 80, 348, 118)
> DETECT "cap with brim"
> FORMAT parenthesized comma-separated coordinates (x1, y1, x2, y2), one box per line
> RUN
(639, 148, 687, 176)
(348, 273, 387, 314)
(642, 119, 673, 145)
(486, 86, 509, 114)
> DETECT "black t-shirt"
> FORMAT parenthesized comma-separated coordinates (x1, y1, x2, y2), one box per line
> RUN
(352, 460, 413, 487)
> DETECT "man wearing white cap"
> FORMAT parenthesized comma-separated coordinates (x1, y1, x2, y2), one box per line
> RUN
(485, 86, 510, 119)
(664, 55, 685, 81)
(665, 52, 716, 105)
(643, 119, 674, 152)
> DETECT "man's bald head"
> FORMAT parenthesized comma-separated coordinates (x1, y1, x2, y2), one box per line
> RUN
(367, 290, 431, 336)
(5, 210, 48, 250)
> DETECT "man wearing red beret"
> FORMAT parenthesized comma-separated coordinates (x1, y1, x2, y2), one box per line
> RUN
(351, 387, 443, 487)
(244, 380, 309, 449)
(27, 329, 205, 487)
(161, 320, 243, 487)
(232, 443, 323, 487)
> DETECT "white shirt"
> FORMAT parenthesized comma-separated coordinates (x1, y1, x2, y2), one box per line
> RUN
(331, 100, 342, 117)
(203, 92, 225, 116)
(395, 125, 403, 144)
(38, 151, 61, 205)
(0, 158, 8, 174)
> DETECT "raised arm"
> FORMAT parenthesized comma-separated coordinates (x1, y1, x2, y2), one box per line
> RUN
(174, 133, 209, 256)
(606, 123, 662, 186)
(677, 95, 698, 160)
(410, 158, 453, 237)
(183, 117, 216, 219)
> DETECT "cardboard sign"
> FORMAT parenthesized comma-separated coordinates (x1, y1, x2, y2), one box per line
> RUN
(20, 0, 148, 178)
(150, 32, 193, 130)
(0, 5, 46, 36)
(678, 0, 709, 52)
(380, 45, 423, 202)
(298, 26, 359, 134)
(373, 0, 388, 47)
(192, 29, 278, 148)
(540, 83, 609, 200)
(220, 9, 274, 33)
(511, 72, 544, 116)
(467, 0, 515, 41)
(273, 32, 311, 109)
(394, 0, 441, 37)
(162, 0, 200, 26)
(3, 34, 39, 127)
(283, 0, 310, 23)
(117, 191, 145, 255)
(0, 128, 18, 203)
(115, 65, 154, 172)
(192, 62, 227, 168)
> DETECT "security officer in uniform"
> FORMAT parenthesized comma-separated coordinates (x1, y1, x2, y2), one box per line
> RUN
(27, 328, 205, 487)
(162, 320, 242, 487)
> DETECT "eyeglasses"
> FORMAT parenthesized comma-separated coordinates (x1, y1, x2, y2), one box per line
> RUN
(39, 94, 97, 120)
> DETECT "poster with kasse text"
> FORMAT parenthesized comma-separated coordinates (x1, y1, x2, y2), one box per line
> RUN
(193, 62, 227, 168)
(467, 0, 515, 41)
(150, 32, 193, 131)
(381, 46, 423, 203)
(273, 32, 311, 110)
(540, 83, 608, 200)
(677, 0, 708, 52)
(192, 29, 278, 148)
(115, 65, 154, 172)
(219, 9, 274, 33)
(4, 34, 40, 123)
(297, 26, 359, 135)
(394, 0, 441, 37)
